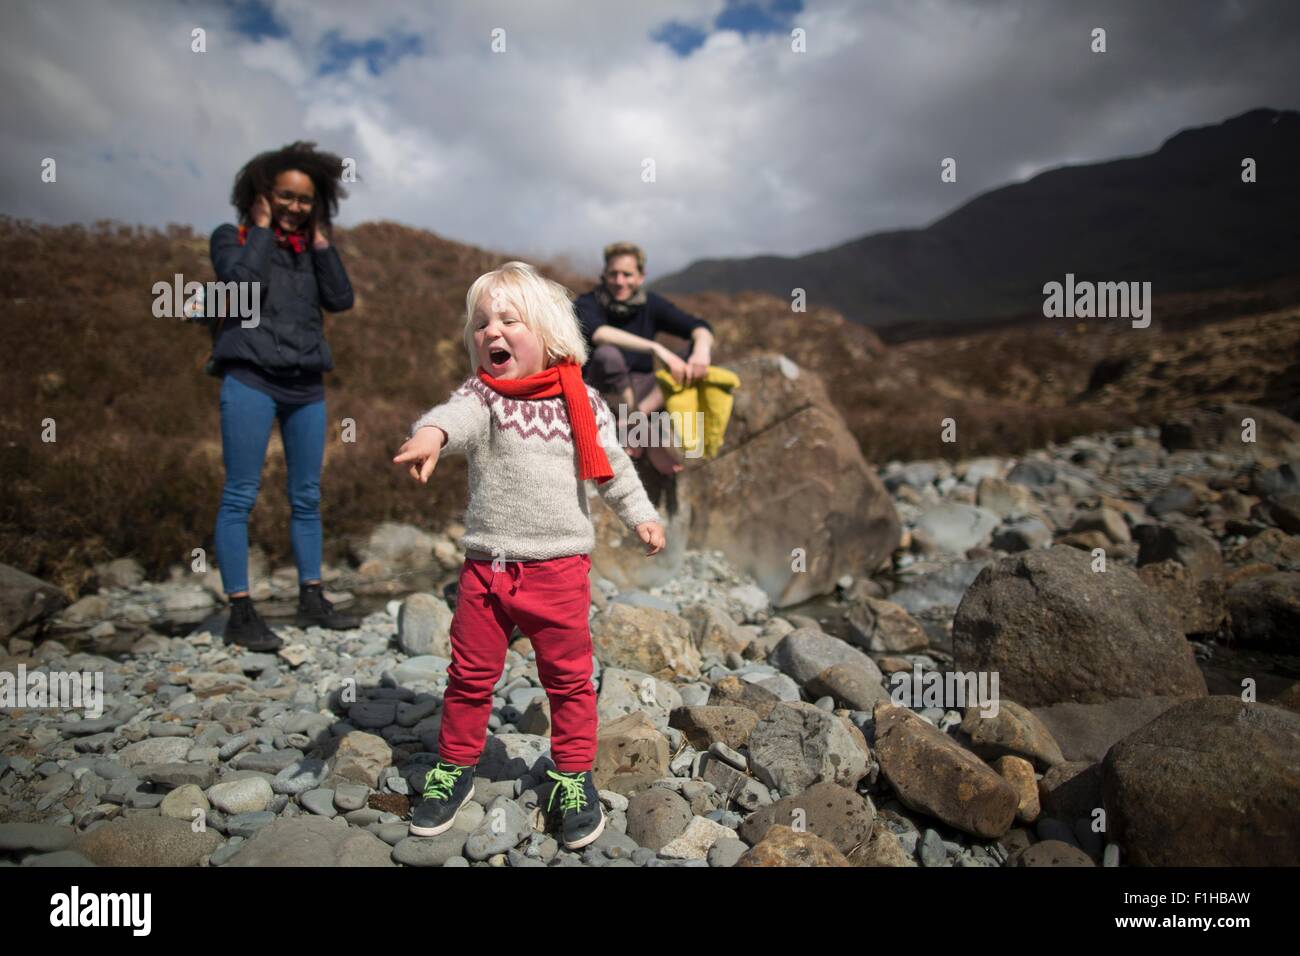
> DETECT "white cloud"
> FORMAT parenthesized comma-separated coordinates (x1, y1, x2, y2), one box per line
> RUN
(0, 0, 1297, 278)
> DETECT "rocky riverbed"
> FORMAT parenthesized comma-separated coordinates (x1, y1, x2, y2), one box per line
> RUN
(2, 403, 1299, 867)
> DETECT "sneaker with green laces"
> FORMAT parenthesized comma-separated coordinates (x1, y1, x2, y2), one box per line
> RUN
(546, 768, 605, 850)
(409, 760, 476, 837)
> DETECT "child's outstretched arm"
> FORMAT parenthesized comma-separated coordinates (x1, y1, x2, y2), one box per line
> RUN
(393, 380, 490, 483)
(590, 393, 665, 555)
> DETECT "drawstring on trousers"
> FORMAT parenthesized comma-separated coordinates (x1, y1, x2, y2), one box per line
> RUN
(485, 561, 522, 597)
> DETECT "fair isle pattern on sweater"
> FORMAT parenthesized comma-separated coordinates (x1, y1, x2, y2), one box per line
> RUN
(444, 376, 608, 446)
(410, 374, 661, 562)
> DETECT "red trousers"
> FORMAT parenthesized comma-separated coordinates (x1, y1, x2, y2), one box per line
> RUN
(436, 553, 597, 773)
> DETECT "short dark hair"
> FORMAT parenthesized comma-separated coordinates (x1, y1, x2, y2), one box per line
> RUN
(229, 140, 350, 231)
(602, 241, 645, 274)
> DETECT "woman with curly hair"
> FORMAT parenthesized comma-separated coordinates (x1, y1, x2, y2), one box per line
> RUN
(208, 140, 359, 650)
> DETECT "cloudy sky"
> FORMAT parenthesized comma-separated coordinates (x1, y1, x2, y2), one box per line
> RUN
(2, 0, 1298, 277)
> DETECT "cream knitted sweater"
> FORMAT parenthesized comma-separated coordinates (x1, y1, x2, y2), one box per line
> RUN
(409, 375, 661, 561)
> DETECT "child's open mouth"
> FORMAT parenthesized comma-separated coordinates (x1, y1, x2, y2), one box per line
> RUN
(488, 347, 512, 370)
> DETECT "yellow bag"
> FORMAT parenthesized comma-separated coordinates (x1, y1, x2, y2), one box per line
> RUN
(654, 366, 741, 459)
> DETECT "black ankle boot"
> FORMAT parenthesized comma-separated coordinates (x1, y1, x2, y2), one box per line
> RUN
(224, 597, 283, 652)
(296, 583, 361, 630)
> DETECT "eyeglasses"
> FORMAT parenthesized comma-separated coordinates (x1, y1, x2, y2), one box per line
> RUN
(271, 189, 315, 209)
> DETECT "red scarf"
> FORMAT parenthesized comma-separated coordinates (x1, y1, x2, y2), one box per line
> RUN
(238, 223, 308, 254)
(477, 357, 613, 485)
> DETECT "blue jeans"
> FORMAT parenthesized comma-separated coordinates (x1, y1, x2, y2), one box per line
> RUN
(214, 374, 326, 595)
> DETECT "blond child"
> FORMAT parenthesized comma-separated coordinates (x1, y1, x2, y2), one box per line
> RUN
(393, 261, 664, 850)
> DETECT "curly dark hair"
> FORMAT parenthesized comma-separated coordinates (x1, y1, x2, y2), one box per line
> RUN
(229, 140, 351, 232)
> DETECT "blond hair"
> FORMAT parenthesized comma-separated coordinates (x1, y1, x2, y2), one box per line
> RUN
(462, 261, 588, 371)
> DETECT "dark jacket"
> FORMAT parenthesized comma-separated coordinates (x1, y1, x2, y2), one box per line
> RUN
(208, 223, 354, 374)
(573, 289, 712, 374)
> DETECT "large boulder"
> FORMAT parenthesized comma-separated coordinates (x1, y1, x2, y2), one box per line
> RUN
(673, 355, 900, 608)
(1102, 697, 1300, 866)
(952, 545, 1207, 706)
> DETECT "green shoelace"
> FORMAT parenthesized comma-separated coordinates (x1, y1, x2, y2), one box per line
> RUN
(546, 770, 589, 813)
(423, 762, 466, 801)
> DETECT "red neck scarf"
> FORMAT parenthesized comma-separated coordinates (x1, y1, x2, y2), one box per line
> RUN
(477, 357, 613, 485)
(238, 223, 308, 254)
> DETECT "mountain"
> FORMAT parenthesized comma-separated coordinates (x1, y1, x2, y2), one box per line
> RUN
(651, 108, 1300, 334)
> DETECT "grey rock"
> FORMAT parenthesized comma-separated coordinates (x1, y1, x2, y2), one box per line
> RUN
(300, 788, 337, 818)
(914, 503, 1001, 555)
(117, 737, 192, 768)
(476, 734, 550, 781)
(707, 838, 747, 868)
(225, 811, 278, 838)
(349, 700, 398, 729)
(769, 627, 884, 686)
(747, 701, 871, 797)
(232, 749, 304, 774)
(464, 795, 532, 860)
(209, 838, 245, 866)
(392, 656, 451, 685)
(393, 831, 470, 867)
(333, 782, 370, 811)
(920, 828, 948, 866)
(397, 593, 453, 657)
(272, 758, 328, 795)
(207, 777, 273, 814)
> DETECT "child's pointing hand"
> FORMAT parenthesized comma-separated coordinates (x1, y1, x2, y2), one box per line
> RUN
(636, 521, 665, 556)
(393, 426, 446, 484)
